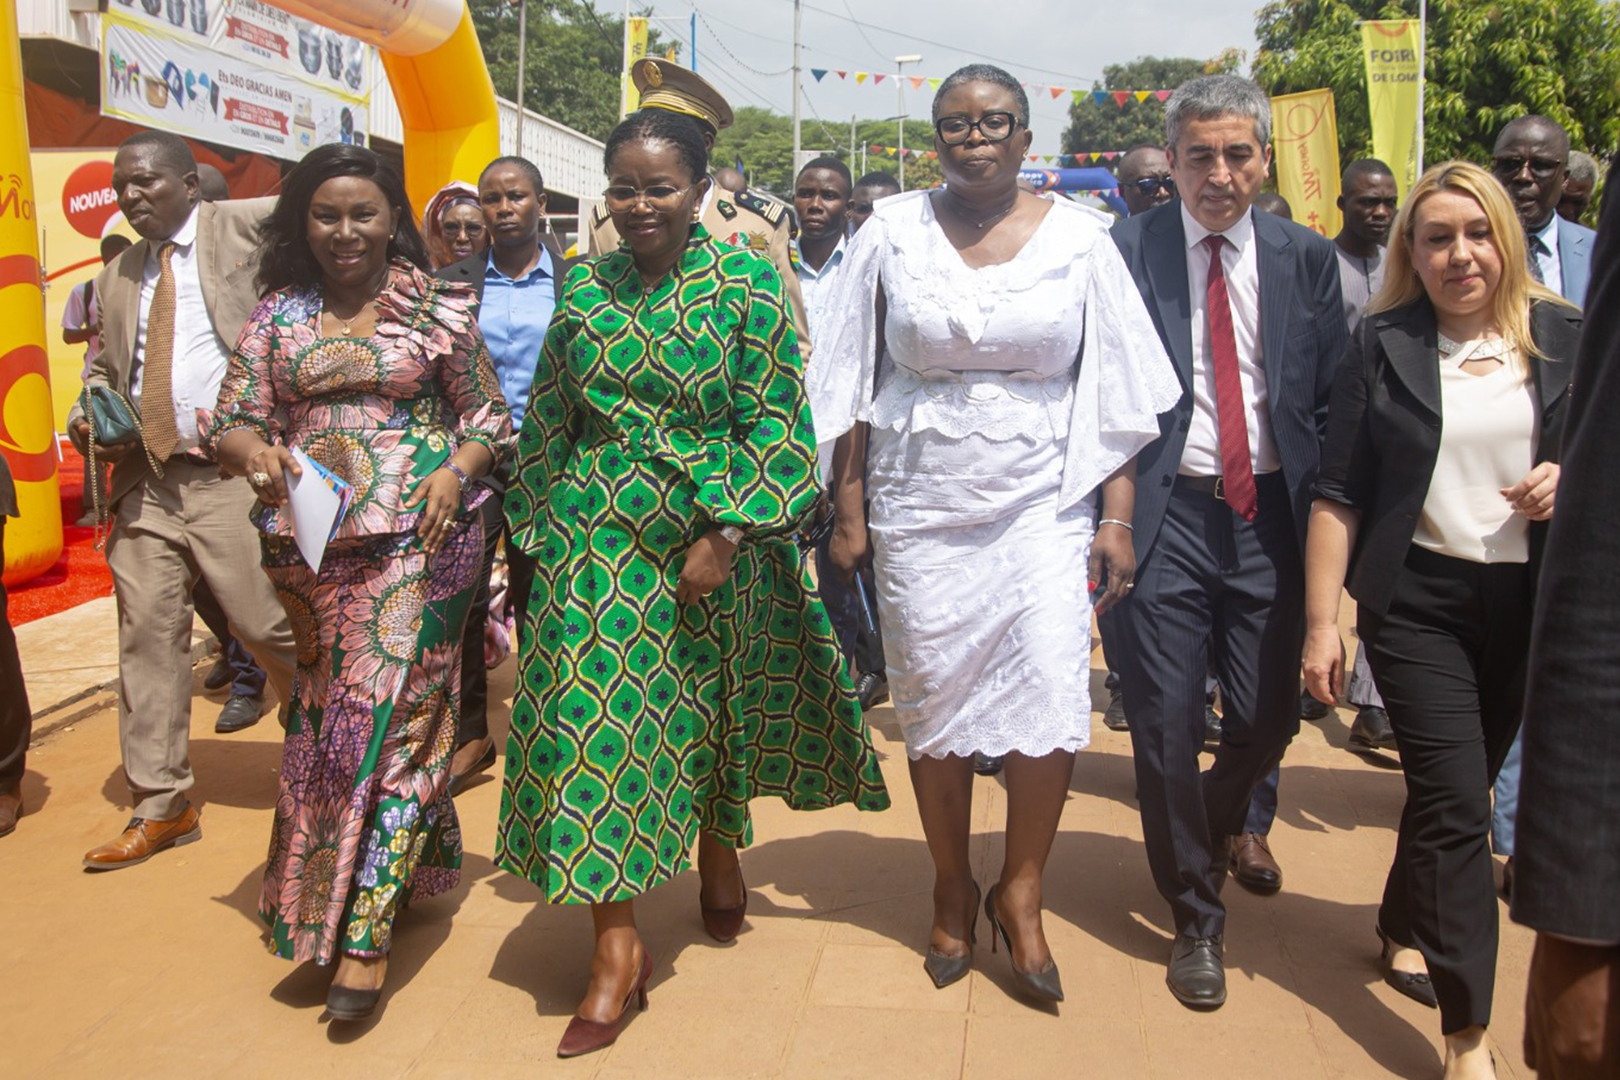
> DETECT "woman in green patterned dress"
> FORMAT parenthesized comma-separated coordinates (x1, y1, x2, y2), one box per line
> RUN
(497, 110, 889, 1057)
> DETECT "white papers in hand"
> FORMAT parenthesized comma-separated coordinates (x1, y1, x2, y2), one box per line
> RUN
(285, 448, 353, 573)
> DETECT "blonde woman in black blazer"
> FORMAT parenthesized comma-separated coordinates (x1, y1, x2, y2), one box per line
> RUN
(1302, 161, 1580, 1080)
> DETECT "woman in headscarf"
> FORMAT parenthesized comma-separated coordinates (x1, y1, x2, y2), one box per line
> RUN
(421, 180, 488, 271)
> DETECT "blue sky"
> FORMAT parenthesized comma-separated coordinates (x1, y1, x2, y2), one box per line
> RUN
(635, 0, 1265, 156)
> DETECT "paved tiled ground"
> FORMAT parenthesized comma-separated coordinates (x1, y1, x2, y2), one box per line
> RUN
(3, 634, 1532, 1079)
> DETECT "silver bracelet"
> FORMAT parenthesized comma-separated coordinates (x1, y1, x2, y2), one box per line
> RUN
(1099, 518, 1134, 531)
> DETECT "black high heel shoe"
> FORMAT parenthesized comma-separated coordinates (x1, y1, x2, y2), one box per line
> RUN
(923, 880, 980, 989)
(1376, 925, 1437, 1008)
(985, 882, 1064, 1003)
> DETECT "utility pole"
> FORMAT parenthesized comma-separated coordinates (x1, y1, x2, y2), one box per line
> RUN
(895, 54, 921, 189)
(513, 0, 526, 159)
(849, 114, 856, 167)
(791, 0, 803, 176)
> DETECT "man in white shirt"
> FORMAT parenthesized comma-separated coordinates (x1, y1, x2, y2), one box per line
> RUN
(1109, 75, 1347, 1008)
(67, 131, 295, 872)
(793, 156, 887, 709)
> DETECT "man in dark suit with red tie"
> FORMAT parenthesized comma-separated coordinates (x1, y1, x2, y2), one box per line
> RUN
(1109, 75, 1348, 1009)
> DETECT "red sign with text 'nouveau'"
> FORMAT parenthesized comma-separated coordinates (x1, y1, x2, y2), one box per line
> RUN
(61, 160, 119, 239)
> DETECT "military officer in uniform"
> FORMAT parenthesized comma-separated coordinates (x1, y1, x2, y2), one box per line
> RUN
(588, 57, 811, 358)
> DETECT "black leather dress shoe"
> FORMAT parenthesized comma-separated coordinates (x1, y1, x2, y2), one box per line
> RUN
(1167, 933, 1226, 1009)
(971, 752, 1004, 777)
(855, 671, 890, 710)
(215, 694, 265, 733)
(203, 656, 233, 692)
(1203, 706, 1223, 746)
(1348, 707, 1397, 750)
(1300, 689, 1331, 721)
(1103, 693, 1129, 731)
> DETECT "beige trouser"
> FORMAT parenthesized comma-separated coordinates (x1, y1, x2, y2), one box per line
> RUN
(105, 459, 296, 819)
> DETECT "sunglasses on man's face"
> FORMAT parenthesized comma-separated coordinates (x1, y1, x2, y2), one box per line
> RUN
(1492, 156, 1563, 182)
(1132, 176, 1176, 196)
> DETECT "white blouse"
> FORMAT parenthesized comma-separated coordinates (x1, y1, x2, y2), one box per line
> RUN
(1413, 335, 1538, 564)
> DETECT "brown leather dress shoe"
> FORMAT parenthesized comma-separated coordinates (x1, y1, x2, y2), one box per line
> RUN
(83, 806, 202, 870)
(1229, 832, 1283, 894)
(0, 785, 22, 837)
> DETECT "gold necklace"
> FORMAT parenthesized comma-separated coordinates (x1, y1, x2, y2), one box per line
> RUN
(325, 301, 371, 336)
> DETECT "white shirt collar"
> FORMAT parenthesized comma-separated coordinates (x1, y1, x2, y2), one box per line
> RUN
(795, 233, 847, 278)
(158, 203, 202, 253)
(1181, 200, 1256, 254)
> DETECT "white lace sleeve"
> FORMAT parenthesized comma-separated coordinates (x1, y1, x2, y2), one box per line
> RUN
(1056, 237, 1183, 512)
(804, 212, 886, 444)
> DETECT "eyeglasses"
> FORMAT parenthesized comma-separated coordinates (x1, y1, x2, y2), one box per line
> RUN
(1131, 176, 1176, 196)
(934, 112, 1019, 146)
(601, 184, 694, 211)
(440, 221, 486, 238)
(1492, 155, 1563, 181)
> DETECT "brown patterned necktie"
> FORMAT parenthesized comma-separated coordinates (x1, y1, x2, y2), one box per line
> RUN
(140, 241, 179, 462)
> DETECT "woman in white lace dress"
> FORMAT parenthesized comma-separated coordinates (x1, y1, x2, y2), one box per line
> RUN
(813, 65, 1180, 1003)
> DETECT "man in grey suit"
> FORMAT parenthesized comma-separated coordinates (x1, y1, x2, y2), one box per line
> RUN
(1487, 116, 1598, 898)
(1109, 75, 1348, 1008)
(1513, 150, 1620, 1080)
(67, 131, 295, 871)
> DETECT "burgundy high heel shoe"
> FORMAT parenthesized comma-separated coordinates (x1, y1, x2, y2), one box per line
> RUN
(701, 867, 748, 943)
(556, 950, 654, 1059)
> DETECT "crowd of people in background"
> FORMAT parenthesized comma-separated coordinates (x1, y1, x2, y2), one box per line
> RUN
(0, 49, 1615, 1080)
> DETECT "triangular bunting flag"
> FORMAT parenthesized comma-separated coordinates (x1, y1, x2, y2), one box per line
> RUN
(870, 144, 884, 154)
(1089, 152, 1102, 163)
(910, 76, 925, 90)
(1103, 151, 1119, 161)
(855, 72, 869, 84)
(1049, 86, 1065, 100)
(1028, 155, 1039, 163)
(925, 151, 937, 159)
(1072, 90, 1085, 104)
(1154, 89, 1171, 102)
(811, 69, 828, 82)
(873, 74, 886, 84)
(835, 70, 847, 79)
(1112, 91, 1131, 107)
(928, 78, 941, 91)
(1092, 90, 1110, 106)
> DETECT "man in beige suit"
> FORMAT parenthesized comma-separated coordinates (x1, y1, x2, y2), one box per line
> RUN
(68, 131, 295, 871)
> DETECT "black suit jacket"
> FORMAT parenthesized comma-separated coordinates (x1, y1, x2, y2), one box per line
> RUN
(1313, 298, 1578, 617)
(1513, 156, 1620, 942)
(435, 234, 577, 304)
(1110, 202, 1348, 559)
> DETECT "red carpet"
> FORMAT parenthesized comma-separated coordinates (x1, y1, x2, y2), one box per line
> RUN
(8, 442, 115, 625)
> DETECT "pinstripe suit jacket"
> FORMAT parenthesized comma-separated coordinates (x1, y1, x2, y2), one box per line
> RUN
(1110, 202, 1349, 560)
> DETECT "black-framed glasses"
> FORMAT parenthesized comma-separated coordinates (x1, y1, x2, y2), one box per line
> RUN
(601, 184, 694, 211)
(440, 221, 486, 238)
(1132, 176, 1176, 196)
(934, 112, 1019, 146)
(1492, 155, 1563, 181)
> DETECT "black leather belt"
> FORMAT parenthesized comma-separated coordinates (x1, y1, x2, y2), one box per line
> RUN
(1175, 474, 1228, 499)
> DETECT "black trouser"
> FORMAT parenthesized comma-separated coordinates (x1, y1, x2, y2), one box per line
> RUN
(813, 503, 885, 680)
(1114, 473, 1304, 938)
(0, 519, 33, 790)
(458, 491, 537, 747)
(1360, 545, 1531, 1034)
(191, 578, 268, 698)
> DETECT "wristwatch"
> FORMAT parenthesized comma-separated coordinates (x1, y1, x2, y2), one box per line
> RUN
(718, 525, 744, 547)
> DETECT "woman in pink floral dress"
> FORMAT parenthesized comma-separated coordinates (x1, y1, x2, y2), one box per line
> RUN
(210, 145, 512, 1019)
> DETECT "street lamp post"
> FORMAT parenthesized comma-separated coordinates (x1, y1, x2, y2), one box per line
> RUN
(895, 54, 921, 189)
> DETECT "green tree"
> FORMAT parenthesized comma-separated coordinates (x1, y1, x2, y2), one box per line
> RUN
(470, 0, 678, 143)
(1252, 0, 1620, 169)
(714, 113, 942, 194)
(1062, 52, 1243, 155)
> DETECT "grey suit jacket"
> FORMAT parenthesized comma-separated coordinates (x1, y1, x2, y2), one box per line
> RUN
(1513, 156, 1620, 942)
(67, 197, 273, 506)
(1109, 202, 1350, 559)
(1556, 214, 1596, 307)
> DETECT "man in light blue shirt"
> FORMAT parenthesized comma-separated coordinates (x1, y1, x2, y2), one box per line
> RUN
(437, 155, 577, 790)
(792, 156, 887, 709)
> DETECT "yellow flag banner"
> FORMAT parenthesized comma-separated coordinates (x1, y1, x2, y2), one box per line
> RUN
(1361, 19, 1422, 197)
(1271, 89, 1342, 239)
(620, 16, 649, 117)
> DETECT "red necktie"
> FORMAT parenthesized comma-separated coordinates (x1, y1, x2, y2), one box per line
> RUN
(1203, 234, 1257, 521)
